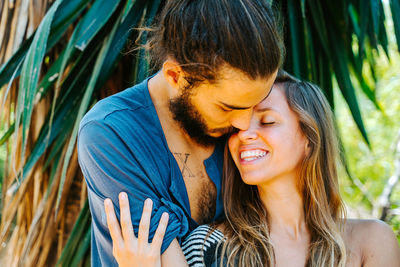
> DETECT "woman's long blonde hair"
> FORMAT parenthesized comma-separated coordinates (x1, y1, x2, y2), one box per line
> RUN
(217, 71, 347, 266)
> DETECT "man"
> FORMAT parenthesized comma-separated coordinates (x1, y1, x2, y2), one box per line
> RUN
(77, 0, 283, 265)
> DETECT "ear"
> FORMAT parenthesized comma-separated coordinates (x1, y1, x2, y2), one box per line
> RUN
(304, 139, 311, 155)
(162, 59, 186, 93)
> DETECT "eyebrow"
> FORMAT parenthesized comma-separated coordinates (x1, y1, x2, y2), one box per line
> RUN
(255, 106, 275, 112)
(219, 102, 252, 110)
(219, 89, 273, 110)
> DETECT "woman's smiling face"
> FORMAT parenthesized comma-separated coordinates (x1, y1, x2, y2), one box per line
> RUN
(228, 83, 309, 186)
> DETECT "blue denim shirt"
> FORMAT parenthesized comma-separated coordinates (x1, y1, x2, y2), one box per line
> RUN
(77, 76, 225, 266)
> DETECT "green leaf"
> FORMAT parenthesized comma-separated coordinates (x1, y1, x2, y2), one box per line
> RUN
(0, 0, 90, 89)
(75, 0, 121, 51)
(12, 48, 98, 187)
(46, 17, 84, 163)
(46, 0, 121, 100)
(50, 0, 91, 46)
(96, 0, 148, 88)
(370, 0, 380, 37)
(307, 0, 330, 57)
(55, 8, 124, 215)
(15, 0, 63, 172)
(367, 13, 379, 50)
(55, 45, 101, 109)
(8, 42, 99, 188)
(3, 0, 91, 175)
(134, 0, 162, 83)
(391, 0, 400, 52)
(0, 38, 30, 88)
(304, 19, 317, 81)
(122, 0, 136, 21)
(348, 4, 360, 38)
(15, 99, 81, 186)
(286, 0, 307, 79)
(69, 228, 91, 267)
(46, 149, 63, 191)
(35, 48, 74, 104)
(43, 116, 75, 170)
(348, 51, 381, 111)
(0, 124, 15, 146)
(377, 1, 389, 57)
(0, 60, 23, 121)
(329, 37, 370, 145)
(56, 201, 90, 266)
(358, 0, 370, 56)
(318, 52, 334, 107)
(325, 0, 348, 29)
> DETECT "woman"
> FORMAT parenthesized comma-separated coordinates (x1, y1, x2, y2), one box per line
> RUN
(104, 73, 400, 266)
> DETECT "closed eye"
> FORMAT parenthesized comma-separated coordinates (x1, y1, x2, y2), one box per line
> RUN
(220, 106, 232, 112)
(261, 122, 275, 125)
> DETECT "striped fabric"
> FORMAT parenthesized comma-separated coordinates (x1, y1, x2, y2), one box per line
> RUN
(182, 225, 225, 267)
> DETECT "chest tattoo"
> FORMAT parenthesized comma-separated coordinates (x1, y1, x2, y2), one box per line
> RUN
(173, 152, 195, 178)
(173, 151, 217, 224)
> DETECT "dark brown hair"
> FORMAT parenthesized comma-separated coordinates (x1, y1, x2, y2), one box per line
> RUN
(145, 0, 284, 87)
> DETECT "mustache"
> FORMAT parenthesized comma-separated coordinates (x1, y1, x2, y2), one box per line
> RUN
(209, 126, 236, 135)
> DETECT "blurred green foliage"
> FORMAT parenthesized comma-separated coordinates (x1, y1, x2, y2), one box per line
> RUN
(0, 124, 5, 192)
(336, 36, 400, 239)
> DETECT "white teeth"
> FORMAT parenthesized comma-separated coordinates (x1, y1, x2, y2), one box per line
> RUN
(240, 150, 267, 161)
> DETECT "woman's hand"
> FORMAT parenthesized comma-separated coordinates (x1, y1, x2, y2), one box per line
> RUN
(104, 192, 169, 267)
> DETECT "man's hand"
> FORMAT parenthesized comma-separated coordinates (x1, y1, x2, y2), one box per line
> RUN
(104, 192, 169, 267)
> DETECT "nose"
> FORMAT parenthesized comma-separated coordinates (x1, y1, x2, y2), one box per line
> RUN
(237, 122, 258, 141)
(230, 109, 253, 131)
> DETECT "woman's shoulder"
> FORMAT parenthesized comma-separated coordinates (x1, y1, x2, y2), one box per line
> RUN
(343, 219, 400, 266)
(344, 218, 396, 243)
(183, 225, 225, 242)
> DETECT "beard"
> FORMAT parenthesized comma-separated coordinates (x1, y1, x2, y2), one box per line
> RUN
(169, 91, 233, 147)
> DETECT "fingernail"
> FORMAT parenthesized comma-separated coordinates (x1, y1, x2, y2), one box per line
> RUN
(145, 198, 152, 206)
(104, 198, 112, 206)
(162, 212, 169, 220)
(120, 192, 127, 200)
